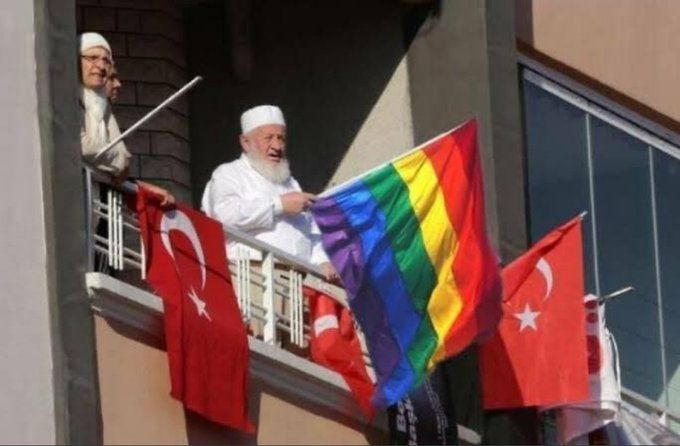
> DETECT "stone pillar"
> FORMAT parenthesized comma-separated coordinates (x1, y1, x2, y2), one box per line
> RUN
(76, 0, 192, 203)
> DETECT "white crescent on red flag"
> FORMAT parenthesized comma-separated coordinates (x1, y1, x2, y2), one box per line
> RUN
(136, 187, 254, 432)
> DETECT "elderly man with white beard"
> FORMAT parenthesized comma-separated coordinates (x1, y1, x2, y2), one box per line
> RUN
(78, 32, 174, 206)
(201, 105, 338, 281)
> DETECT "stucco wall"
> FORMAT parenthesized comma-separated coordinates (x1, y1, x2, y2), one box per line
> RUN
(328, 57, 414, 187)
(0, 1, 56, 443)
(187, 0, 413, 201)
(94, 315, 375, 445)
(516, 0, 680, 125)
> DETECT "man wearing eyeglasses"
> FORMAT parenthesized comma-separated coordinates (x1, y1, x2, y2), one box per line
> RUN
(78, 32, 174, 205)
(78, 32, 130, 180)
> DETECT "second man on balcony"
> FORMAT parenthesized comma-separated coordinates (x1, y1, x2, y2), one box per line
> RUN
(201, 105, 337, 281)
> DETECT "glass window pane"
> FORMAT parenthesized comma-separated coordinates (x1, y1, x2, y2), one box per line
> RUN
(523, 80, 596, 292)
(590, 117, 663, 401)
(654, 149, 680, 413)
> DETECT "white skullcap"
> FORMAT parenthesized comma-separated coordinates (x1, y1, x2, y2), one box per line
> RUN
(240, 105, 286, 134)
(79, 32, 112, 56)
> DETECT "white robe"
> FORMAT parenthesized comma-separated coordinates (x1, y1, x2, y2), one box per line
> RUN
(201, 154, 328, 265)
(79, 88, 131, 177)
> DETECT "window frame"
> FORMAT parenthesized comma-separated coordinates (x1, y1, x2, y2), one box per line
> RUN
(519, 55, 680, 426)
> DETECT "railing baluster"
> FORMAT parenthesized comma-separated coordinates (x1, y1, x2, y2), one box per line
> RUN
(296, 271, 303, 346)
(234, 247, 242, 312)
(107, 188, 114, 267)
(288, 268, 296, 345)
(140, 233, 146, 280)
(262, 251, 276, 344)
(117, 191, 124, 270)
(114, 190, 120, 269)
(244, 250, 251, 320)
(286, 269, 304, 347)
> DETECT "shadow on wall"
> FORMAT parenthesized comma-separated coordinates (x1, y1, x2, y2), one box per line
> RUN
(514, 0, 534, 46)
(187, 0, 439, 201)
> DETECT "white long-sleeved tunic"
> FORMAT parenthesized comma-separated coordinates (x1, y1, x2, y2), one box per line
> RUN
(201, 154, 328, 265)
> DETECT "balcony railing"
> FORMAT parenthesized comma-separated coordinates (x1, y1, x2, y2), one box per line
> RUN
(83, 167, 371, 365)
(81, 167, 418, 438)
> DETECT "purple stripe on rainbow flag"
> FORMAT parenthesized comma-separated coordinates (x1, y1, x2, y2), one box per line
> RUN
(312, 197, 402, 385)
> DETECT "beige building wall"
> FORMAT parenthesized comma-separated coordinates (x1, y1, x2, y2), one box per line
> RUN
(0, 0, 57, 443)
(94, 316, 376, 445)
(327, 57, 414, 188)
(516, 0, 680, 125)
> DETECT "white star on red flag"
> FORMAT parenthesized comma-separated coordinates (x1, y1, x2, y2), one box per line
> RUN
(514, 303, 540, 332)
(188, 287, 212, 321)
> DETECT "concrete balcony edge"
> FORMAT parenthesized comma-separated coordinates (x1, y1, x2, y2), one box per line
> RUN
(85, 272, 484, 444)
(84, 272, 387, 431)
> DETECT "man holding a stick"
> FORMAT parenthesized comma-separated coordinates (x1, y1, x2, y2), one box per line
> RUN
(78, 32, 174, 206)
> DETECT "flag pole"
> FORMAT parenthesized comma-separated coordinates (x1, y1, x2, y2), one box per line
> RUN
(94, 76, 203, 159)
(597, 286, 634, 305)
(318, 120, 469, 198)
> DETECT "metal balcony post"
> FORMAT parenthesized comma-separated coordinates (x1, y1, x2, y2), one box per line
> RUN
(262, 251, 276, 344)
(289, 268, 304, 347)
(116, 191, 124, 270)
(107, 188, 114, 267)
(140, 233, 146, 280)
(244, 250, 251, 320)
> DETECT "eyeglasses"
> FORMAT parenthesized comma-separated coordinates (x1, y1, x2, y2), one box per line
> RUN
(81, 54, 113, 67)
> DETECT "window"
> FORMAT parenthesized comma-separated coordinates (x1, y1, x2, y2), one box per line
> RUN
(522, 68, 680, 419)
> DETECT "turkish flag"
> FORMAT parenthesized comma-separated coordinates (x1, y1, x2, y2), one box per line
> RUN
(136, 187, 254, 432)
(479, 216, 589, 410)
(306, 286, 375, 420)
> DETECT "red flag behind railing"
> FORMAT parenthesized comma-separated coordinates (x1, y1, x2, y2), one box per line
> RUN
(136, 187, 254, 432)
(305, 286, 375, 420)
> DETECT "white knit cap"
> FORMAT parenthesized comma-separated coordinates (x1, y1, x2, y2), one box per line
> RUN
(240, 105, 286, 134)
(79, 32, 112, 56)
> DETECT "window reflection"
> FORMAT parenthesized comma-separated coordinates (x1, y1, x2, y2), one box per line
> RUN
(522, 73, 677, 404)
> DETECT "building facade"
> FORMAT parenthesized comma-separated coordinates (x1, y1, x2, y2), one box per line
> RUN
(517, 0, 680, 432)
(2, 0, 678, 444)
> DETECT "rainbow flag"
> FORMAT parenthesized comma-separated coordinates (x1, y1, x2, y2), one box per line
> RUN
(311, 119, 502, 407)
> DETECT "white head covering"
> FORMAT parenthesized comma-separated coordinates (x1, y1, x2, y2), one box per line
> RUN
(240, 105, 286, 134)
(79, 33, 112, 157)
(79, 32, 112, 56)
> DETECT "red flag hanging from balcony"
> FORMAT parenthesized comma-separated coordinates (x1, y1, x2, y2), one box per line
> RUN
(479, 215, 589, 410)
(136, 187, 254, 432)
(306, 286, 375, 420)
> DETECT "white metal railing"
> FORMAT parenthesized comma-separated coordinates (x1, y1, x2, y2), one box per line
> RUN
(621, 386, 680, 427)
(84, 168, 372, 369)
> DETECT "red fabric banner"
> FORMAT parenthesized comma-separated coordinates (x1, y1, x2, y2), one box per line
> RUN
(479, 216, 589, 410)
(306, 286, 375, 420)
(136, 187, 254, 432)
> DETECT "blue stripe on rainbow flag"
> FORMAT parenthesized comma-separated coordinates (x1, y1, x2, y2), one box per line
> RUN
(311, 196, 402, 391)
(333, 181, 422, 356)
(331, 180, 422, 405)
